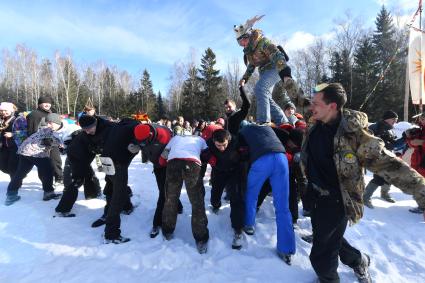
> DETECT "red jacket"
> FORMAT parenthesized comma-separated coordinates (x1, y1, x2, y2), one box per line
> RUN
(406, 126, 425, 177)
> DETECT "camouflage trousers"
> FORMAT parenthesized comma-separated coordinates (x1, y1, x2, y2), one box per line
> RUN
(162, 159, 209, 243)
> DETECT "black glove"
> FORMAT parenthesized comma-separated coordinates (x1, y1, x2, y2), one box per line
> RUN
(279, 66, 292, 81)
(41, 138, 53, 146)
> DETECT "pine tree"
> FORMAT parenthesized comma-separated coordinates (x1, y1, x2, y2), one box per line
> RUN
(198, 48, 225, 120)
(181, 66, 202, 121)
(157, 91, 166, 119)
(352, 36, 378, 111)
(366, 6, 404, 120)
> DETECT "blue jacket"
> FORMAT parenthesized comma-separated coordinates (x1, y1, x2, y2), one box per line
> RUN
(239, 124, 285, 163)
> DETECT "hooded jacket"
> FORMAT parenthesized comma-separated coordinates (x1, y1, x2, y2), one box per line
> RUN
(302, 109, 425, 224)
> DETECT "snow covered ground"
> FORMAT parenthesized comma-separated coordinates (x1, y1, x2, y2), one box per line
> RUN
(0, 157, 424, 283)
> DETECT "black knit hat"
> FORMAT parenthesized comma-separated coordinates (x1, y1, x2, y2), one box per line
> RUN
(284, 102, 296, 111)
(45, 113, 62, 126)
(38, 96, 53, 105)
(79, 115, 97, 129)
(382, 110, 398, 120)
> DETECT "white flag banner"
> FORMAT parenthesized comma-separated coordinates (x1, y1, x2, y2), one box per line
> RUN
(409, 27, 425, 104)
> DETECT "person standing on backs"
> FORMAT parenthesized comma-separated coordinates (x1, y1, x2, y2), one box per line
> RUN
(234, 15, 303, 125)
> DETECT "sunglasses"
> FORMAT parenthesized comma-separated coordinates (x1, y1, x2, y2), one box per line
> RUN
(312, 83, 329, 94)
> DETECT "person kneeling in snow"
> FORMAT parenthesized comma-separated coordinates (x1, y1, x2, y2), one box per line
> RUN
(160, 135, 209, 254)
(5, 113, 63, 206)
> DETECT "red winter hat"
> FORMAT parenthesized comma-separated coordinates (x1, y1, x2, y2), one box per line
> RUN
(295, 120, 307, 130)
(134, 124, 151, 141)
(279, 123, 294, 131)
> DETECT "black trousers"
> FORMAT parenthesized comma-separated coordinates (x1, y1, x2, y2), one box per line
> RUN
(0, 145, 18, 179)
(210, 169, 245, 232)
(7, 155, 55, 196)
(50, 146, 63, 181)
(310, 195, 362, 283)
(152, 167, 183, 227)
(104, 163, 132, 240)
(55, 157, 101, 213)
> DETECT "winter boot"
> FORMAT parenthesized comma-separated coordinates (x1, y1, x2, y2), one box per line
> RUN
(54, 211, 76, 218)
(43, 191, 62, 201)
(91, 216, 106, 228)
(277, 251, 292, 266)
(380, 185, 395, 203)
(150, 226, 160, 238)
(363, 182, 378, 206)
(104, 235, 130, 244)
(364, 199, 374, 209)
(243, 226, 255, 236)
(196, 240, 208, 254)
(409, 206, 425, 214)
(353, 253, 372, 283)
(231, 231, 243, 250)
(4, 195, 21, 206)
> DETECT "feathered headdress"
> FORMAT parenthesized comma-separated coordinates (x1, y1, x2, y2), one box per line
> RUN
(234, 15, 264, 39)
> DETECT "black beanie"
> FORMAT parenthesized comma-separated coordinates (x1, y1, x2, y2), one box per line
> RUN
(45, 113, 62, 126)
(38, 96, 53, 105)
(79, 115, 97, 129)
(382, 110, 398, 120)
(284, 102, 296, 111)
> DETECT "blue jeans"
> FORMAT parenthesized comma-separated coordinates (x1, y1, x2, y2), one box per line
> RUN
(245, 153, 295, 254)
(254, 67, 287, 124)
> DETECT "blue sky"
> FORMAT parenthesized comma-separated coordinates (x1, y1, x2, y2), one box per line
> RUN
(0, 0, 418, 95)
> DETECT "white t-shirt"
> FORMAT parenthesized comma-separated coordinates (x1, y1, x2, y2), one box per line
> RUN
(165, 135, 207, 165)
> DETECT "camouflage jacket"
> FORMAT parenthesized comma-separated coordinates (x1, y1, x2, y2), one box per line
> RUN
(302, 109, 425, 224)
(242, 29, 287, 82)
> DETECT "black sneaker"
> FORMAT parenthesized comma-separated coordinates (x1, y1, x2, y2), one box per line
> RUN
(353, 253, 372, 283)
(409, 206, 425, 214)
(277, 251, 292, 266)
(150, 226, 160, 238)
(91, 216, 106, 228)
(54, 212, 76, 218)
(43, 191, 62, 201)
(243, 226, 255, 236)
(196, 241, 208, 254)
(104, 235, 130, 244)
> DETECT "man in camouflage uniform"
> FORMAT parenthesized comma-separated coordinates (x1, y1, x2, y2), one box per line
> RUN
(302, 83, 425, 283)
(234, 15, 305, 125)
